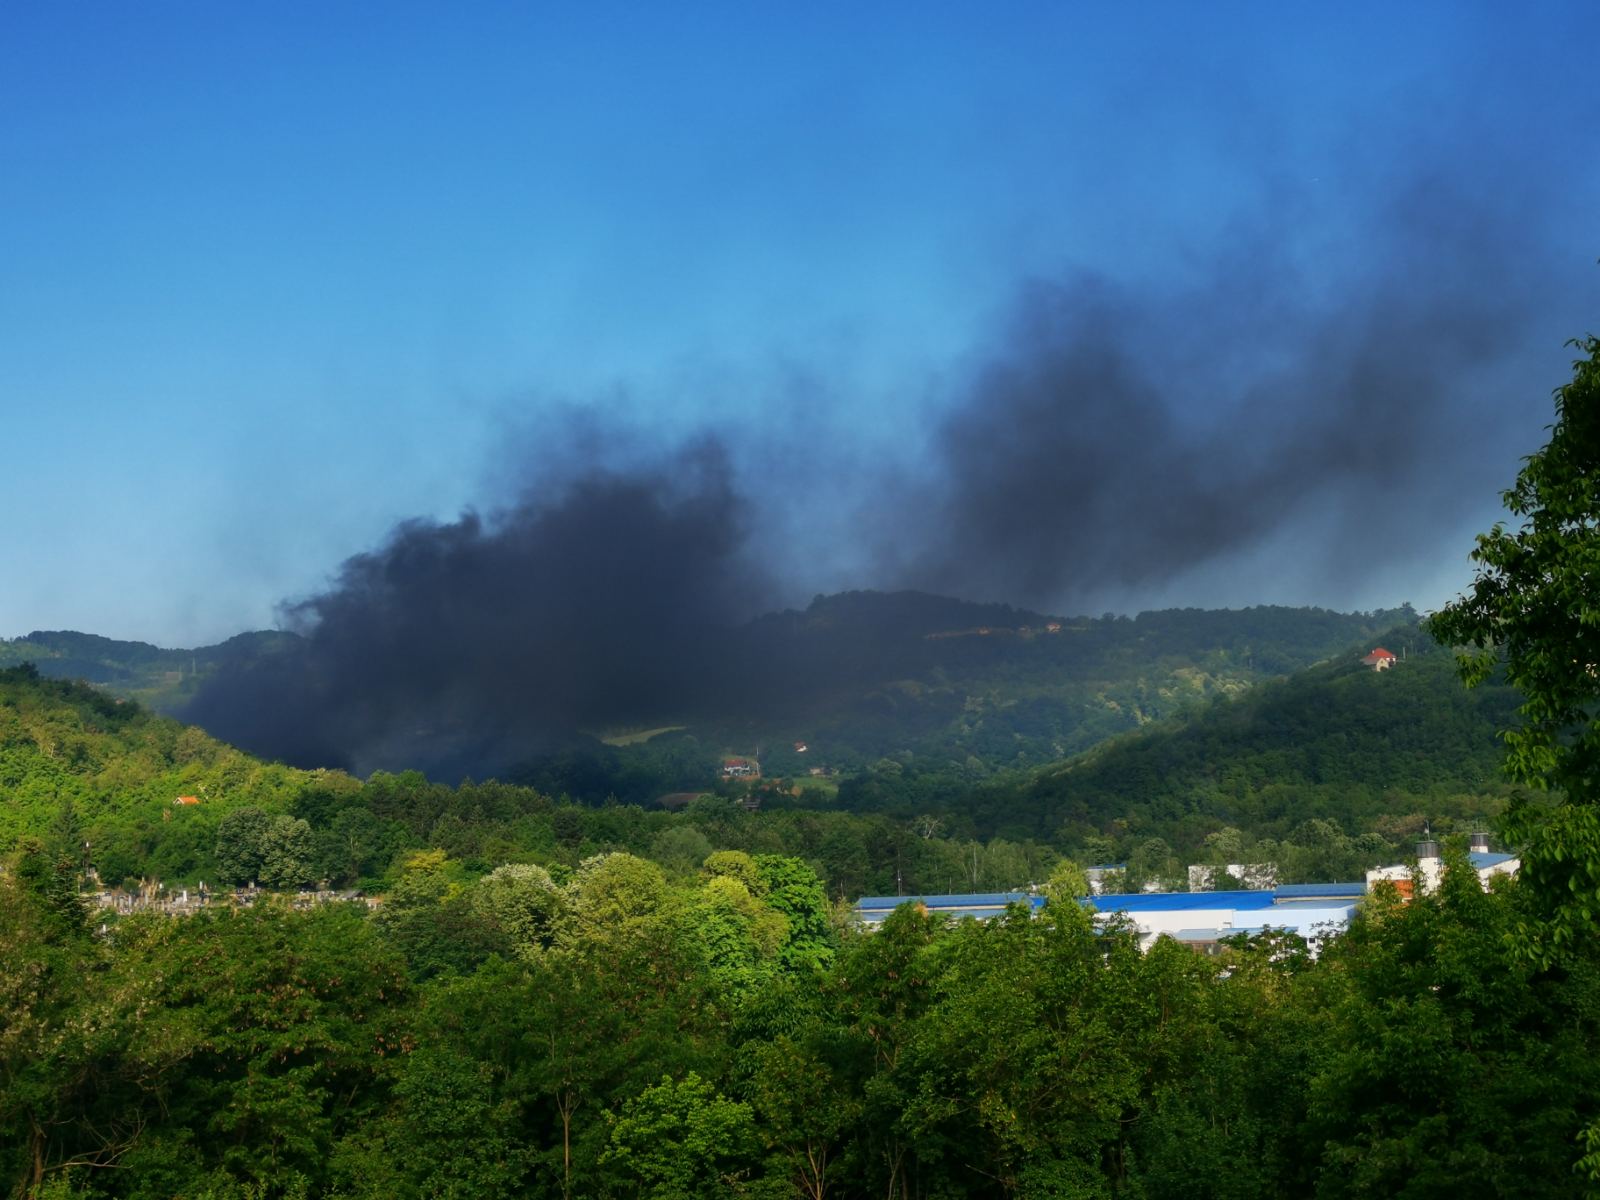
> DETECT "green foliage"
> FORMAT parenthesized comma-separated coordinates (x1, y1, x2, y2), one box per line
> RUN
(753, 855, 836, 973)
(1042, 858, 1090, 900)
(603, 1073, 759, 1200)
(468, 862, 565, 961)
(3, 838, 1598, 1198)
(562, 852, 673, 953)
(215, 808, 314, 889)
(971, 639, 1518, 870)
(15, 561, 1600, 1194)
(1305, 860, 1600, 1197)
(0, 666, 329, 885)
(372, 852, 499, 980)
(1431, 336, 1600, 963)
(691, 875, 788, 998)
(1431, 337, 1600, 799)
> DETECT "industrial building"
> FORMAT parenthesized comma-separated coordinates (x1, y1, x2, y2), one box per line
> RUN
(851, 881, 1363, 953)
(853, 840, 1517, 954)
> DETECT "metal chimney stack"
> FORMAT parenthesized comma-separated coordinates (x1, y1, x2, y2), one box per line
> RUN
(1469, 832, 1491, 854)
(1415, 838, 1440, 859)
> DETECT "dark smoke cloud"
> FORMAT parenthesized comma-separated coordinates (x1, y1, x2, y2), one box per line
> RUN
(189, 438, 773, 775)
(897, 172, 1558, 607)
(189, 165, 1587, 777)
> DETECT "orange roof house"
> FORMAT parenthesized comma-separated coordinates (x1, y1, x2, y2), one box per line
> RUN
(1361, 647, 1397, 671)
(173, 795, 201, 806)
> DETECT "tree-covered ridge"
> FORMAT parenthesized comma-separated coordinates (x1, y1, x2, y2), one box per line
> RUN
(0, 662, 1063, 896)
(0, 628, 1514, 896)
(829, 627, 1521, 867)
(1005, 629, 1519, 839)
(0, 665, 325, 883)
(709, 596, 1421, 779)
(5, 596, 1415, 784)
(5, 838, 1596, 1199)
(0, 629, 299, 711)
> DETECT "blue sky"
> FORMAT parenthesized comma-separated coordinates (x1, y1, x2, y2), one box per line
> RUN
(2, 2, 1596, 645)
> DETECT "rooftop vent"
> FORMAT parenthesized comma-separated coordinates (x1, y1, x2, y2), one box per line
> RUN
(1469, 832, 1491, 853)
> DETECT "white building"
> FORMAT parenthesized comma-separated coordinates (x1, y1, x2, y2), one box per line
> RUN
(1365, 834, 1519, 897)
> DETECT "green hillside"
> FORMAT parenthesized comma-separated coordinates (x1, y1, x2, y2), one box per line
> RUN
(3, 598, 1493, 896)
(4, 596, 1418, 797)
(517, 597, 1421, 798)
(0, 629, 299, 711)
(0, 665, 335, 884)
(941, 630, 1523, 863)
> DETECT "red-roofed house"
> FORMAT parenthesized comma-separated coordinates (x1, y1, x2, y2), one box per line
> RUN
(1361, 647, 1397, 671)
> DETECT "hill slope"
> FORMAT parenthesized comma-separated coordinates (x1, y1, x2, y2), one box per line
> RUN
(5, 595, 1416, 787)
(534, 595, 1422, 790)
(0, 629, 299, 710)
(0, 665, 335, 884)
(944, 631, 1522, 853)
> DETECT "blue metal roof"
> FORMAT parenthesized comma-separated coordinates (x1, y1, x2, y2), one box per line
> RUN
(1274, 882, 1366, 901)
(1469, 851, 1516, 869)
(1088, 890, 1279, 913)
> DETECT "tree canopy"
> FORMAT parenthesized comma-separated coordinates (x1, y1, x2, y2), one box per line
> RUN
(1430, 335, 1600, 958)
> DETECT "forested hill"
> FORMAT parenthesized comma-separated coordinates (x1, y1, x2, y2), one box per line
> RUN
(3, 595, 1416, 786)
(0, 628, 298, 710)
(0, 665, 324, 882)
(939, 629, 1523, 856)
(555, 596, 1421, 785)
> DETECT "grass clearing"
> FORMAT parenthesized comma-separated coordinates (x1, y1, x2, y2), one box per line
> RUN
(598, 725, 688, 747)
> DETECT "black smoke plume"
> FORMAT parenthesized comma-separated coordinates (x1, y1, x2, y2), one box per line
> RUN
(189, 170, 1583, 777)
(188, 439, 772, 776)
(898, 172, 1555, 607)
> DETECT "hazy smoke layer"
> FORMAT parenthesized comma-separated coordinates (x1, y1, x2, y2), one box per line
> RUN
(900, 175, 1545, 606)
(189, 173, 1574, 775)
(189, 440, 771, 774)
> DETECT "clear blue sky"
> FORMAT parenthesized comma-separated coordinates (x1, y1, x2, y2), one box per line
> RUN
(2, 1, 1596, 645)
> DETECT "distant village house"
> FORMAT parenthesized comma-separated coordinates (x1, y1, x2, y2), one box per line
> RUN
(1361, 647, 1397, 671)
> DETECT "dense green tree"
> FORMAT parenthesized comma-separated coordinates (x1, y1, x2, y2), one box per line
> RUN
(560, 852, 673, 953)
(691, 874, 787, 997)
(330, 1045, 530, 1200)
(602, 1073, 760, 1200)
(112, 902, 411, 1200)
(703, 849, 764, 893)
(746, 1029, 862, 1200)
(754, 855, 836, 973)
(648, 825, 714, 878)
(373, 851, 500, 979)
(1431, 335, 1600, 960)
(311, 806, 403, 886)
(257, 813, 314, 888)
(1305, 859, 1600, 1197)
(469, 862, 566, 961)
(213, 807, 272, 886)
